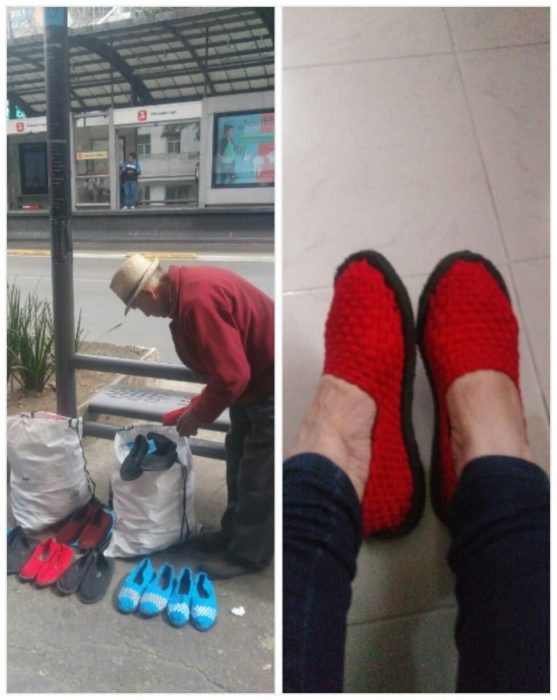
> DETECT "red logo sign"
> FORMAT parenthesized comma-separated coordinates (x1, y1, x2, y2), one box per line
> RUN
(137, 110, 148, 122)
(16, 122, 25, 133)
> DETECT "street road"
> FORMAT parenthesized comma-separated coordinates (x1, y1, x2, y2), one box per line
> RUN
(7, 250, 275, 363)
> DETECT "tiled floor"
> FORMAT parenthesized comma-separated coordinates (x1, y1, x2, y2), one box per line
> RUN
(282, 7, 549, 693)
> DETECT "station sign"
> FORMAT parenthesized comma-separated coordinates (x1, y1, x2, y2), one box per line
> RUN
(113, 101, 201, 126)
(7, 116, 47, 135)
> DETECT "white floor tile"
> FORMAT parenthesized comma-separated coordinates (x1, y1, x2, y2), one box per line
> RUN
(459, 45, 549, 262)
(446, 7, 549, 51)
(283, 7, 451, 68)
(512, 258, 550, 414)
(344, 607, 458, 692)
(283, 54, 505, 293)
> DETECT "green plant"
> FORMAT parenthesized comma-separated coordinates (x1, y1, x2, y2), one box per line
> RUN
(74, 308, 86, 352)
(12, 293, 55, 392)
(7, 284, 86, 392)
(7, 283, 23, 383)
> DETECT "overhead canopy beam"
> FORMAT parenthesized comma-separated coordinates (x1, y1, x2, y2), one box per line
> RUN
(7, 8, 274, 116)
(69, 35, 152, 104)
(161, 21, 215, 97)
(255, 8, 275, 46)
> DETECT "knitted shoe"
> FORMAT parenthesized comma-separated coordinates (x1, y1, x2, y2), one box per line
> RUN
(117, 557, 156, 613)
(56, 501, 97, 544)
(77, 508, 113, 550)
(35, 542, 74, 587)
(139, 562, 175, 617)
(417, 251, 520, 524)
(323, 251, 425, 537)
(19, 537, 60, 581)
(7, 526, 36, 575)
(191, 571, 218, 631)
(167, 566, 193, 627)
(77, 550, 115, 604)
(142, 432, 178, 472)
(120, 434, 149, 481)
(56, 550, 94, 595)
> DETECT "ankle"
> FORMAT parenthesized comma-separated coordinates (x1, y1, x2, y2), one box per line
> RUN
(288, 375, 377, 500)
(447, 370, 532, 477)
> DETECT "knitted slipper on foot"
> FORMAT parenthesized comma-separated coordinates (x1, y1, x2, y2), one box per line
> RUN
(416, 251, 520, 524)
(324, 251, 425, 537)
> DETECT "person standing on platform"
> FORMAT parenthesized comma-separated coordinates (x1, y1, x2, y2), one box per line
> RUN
(120, 152, 142, 209)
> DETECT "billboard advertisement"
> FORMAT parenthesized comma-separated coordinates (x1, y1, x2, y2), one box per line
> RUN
(212, 110, 274, 188)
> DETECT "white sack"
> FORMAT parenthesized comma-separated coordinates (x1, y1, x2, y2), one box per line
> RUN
(7, 411, 93, 532)
(105, 424, 199, 558)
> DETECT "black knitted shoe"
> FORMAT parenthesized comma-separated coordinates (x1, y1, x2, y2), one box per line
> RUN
(120, 434, 149, 481)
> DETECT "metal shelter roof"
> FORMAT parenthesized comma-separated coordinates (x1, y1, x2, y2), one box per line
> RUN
(7, 7, 274, 117)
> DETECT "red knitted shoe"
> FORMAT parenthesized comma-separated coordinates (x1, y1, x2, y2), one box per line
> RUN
(78, 508, 112, 549)
(324, 251, 424, 537)
(56, 501, 97, 544)
(417, 251, 520, 524)
(19, 537, 60, 581)
(35, 542, 74, 587)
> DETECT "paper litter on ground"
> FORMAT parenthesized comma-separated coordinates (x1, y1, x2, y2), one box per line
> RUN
(230, 606, 246, 616)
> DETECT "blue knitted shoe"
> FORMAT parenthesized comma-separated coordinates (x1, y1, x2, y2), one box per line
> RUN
(191, 571, 218, 631)
(167, 566, 193, 627)
(117, 557, 155, 614)
(139, 562, 175, 617)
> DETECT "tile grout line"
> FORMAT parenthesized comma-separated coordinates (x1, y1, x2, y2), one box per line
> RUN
(283, 271, 438, 298)
(283, 41, 549, 74)
(442, 8, 549, 420)
(455, 39, 549, 55)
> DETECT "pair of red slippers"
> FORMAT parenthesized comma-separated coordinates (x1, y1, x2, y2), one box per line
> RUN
(56, 500, 112, 549)
(324, 250, 521, 536)
(19, 537, 73, 586)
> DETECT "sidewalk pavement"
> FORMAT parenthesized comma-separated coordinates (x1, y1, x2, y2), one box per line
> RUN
(7, 435, 274, 693)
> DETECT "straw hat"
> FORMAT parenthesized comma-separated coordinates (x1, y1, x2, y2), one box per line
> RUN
(110, 253, 160, 315)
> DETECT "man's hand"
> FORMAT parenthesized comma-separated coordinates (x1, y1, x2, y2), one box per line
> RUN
(176, 409, 202, 437)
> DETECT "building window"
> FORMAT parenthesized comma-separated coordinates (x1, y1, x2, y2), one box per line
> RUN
(138, 184, 150, 205)
(167, 136, 181, 154)
(137, 134, 151, 156)
(165, 185, 187, 203)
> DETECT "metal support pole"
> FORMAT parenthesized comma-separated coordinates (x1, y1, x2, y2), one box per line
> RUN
(44, 7, 77, 417)
(108, 108, 118, 210)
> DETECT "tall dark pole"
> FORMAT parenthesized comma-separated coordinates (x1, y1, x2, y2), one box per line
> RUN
(44, 7, 77, 417)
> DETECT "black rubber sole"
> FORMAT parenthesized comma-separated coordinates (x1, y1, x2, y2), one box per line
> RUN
(416, 250, 512, 526)
(335, 250, 425, 538)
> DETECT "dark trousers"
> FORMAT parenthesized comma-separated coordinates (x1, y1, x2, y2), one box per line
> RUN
(283, 453, 549, 693)
(222, 395, 274, 567)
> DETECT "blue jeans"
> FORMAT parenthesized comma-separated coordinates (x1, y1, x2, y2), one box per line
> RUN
(283, 454, 549, 693)
(124, 180, 137, 207)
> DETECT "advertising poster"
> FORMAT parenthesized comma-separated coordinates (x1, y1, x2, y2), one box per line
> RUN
(212, 110, 274, 188)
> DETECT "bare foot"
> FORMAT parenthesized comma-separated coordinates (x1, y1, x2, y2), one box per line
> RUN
(288, 374, 377, 500)
(446, 369, 532, 477)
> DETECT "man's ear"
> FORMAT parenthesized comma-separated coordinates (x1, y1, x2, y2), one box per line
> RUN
(139, 286, 156, 300)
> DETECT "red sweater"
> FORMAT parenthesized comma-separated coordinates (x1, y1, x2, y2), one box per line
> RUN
(168, 265, 274, 423)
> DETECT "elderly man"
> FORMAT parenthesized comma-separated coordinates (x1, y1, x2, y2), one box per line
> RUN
(110, 253, 274, 579)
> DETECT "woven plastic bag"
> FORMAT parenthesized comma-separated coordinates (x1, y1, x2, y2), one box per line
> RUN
(105, 424, 200, 558)
(7, 412, 94, 532)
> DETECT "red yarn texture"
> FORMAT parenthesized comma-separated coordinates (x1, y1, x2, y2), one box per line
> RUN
(421, 260, 520, 512)
(323, 259, 413, 535)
